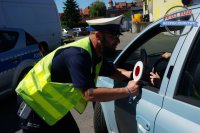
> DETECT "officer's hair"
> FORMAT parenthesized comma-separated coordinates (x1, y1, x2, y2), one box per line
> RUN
(90, 31, 97, 35)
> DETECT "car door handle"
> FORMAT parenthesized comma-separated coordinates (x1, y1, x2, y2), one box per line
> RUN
(136, 115, 150, 131)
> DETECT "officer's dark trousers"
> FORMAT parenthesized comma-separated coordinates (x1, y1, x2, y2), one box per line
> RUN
(19, 111, 80, 133)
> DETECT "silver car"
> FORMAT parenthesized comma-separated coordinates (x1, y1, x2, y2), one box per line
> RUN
(61, 28, 75, 43)
(94, 4, 200, 133)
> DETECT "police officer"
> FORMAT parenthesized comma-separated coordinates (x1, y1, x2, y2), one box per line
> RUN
(16, 15, 139, 133)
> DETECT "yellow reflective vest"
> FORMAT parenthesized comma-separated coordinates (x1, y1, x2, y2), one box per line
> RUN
(16, 37, 102, 125)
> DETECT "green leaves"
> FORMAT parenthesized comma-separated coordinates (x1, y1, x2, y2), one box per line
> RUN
(61, 0, 81, 28)
(89, 1, 106, 18)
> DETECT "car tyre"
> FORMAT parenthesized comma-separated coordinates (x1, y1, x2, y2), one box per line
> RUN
(94, 102, 108, 133)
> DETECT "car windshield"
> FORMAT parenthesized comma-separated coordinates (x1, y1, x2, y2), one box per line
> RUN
(0, 31, 18, 52)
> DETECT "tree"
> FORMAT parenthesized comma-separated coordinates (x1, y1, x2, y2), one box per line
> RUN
(61, 0, 81, 28)
(89, 1, 106, 18)
(124, 11, 131, 19)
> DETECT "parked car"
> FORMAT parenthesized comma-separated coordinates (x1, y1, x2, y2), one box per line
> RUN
(94, 5, 200, 133)
(62, 28, 69, 34)
(0, 28, 43, 98)
(61, 28, 75, 43)
(62, 27, 74, 35)
(73, 27, 88, 36)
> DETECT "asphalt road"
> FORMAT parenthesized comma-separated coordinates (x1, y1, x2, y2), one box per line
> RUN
(0, 31, 138, 133)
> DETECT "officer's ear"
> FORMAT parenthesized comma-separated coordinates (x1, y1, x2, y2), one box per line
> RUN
(95, 31, 104, 43)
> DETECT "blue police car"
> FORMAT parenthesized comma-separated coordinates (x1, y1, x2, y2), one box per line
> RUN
(0, 28, 43, 98)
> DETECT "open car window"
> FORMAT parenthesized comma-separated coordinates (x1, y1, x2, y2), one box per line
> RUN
(115, 23, 185, 92)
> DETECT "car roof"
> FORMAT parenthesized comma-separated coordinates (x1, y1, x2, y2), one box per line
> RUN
(0, 27, 25, 32)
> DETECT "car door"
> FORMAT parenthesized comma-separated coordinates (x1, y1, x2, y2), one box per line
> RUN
(97, 16, 191, 133)
(154, 13, 200, 133)
(114, 21, 186, 133)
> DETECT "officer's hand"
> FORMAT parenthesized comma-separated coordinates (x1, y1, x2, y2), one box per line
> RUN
(127, 80, 139, 96)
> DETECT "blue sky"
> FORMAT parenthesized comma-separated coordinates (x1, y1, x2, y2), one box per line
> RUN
(55, 0, 134, 13)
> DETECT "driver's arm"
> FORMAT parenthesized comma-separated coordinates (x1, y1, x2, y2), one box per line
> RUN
(109, 68, 132, 81)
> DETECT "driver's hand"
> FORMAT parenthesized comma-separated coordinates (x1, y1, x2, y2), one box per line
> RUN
(161, 52, 171, 59)
(127, 80, 139, 96)
(150, 72, 161, 87)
